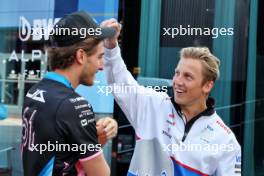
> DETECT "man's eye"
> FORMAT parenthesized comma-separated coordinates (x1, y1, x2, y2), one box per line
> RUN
(186, 75, 193, 80)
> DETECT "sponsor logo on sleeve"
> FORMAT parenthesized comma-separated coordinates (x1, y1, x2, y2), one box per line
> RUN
(234, 155, 241, 174)
(80, 118, 95, 127)
(69, 97, 85, 103)
(216, 120, 231, 134)
(79, 109, 93, 118)
(162, 129, 172, 139)
(74, 104, 89, 110)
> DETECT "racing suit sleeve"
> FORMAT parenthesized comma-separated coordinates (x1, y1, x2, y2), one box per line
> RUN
(215, 144, 241, 175)
(104, 46, 168, 137)
(56, 97, 102, 160)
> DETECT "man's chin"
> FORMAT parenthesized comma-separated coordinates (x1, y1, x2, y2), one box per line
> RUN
(174, 97, 185, 105)
(80, 80, 93, 86)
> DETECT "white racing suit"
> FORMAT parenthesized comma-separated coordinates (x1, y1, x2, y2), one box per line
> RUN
(104, 46, 242, 176)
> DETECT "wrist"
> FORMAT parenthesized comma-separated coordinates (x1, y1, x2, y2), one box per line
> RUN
(104, 40, 118, 49)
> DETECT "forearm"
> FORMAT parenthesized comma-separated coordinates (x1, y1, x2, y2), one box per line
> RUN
(104, 45, 138, 87)
(81, 153, 110, 176)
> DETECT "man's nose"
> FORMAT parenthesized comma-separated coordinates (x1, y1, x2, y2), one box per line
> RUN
(173, 75, 184, 86)
(98, 61, 104, 71)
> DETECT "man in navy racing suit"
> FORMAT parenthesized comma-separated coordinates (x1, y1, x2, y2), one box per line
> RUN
(22, 11, 118, 176)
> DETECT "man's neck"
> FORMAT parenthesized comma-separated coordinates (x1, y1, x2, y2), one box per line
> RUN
(54, 69, 79, 89)
(180, 102, 207, 122)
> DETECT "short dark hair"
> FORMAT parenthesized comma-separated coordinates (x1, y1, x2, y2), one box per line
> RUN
(47, 38, 103, 70)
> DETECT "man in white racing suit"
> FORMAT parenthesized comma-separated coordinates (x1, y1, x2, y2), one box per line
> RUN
(101, 19, 241, 176)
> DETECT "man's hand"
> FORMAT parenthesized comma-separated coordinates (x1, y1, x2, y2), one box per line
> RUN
(100, 19, 121, 49)
(96, 117, 118, 146)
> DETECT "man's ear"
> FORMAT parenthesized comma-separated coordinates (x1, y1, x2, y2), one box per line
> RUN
(75, 48, 85, 65)
(203, 80, 214, 94)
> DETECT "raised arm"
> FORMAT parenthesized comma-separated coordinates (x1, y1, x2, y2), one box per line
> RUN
(101, 19, 167, 134)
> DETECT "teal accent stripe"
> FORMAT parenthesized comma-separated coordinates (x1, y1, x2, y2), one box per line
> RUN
(44, 72, 72, 89)
(243, 0, 258, 175)
(211, 0, 235, 125)
(138, 0, 161, 77)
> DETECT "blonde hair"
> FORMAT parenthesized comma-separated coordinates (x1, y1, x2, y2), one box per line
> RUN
(180, 47, 220, 84)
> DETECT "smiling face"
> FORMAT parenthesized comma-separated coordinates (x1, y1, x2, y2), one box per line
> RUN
(173, 58, 214, 108)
